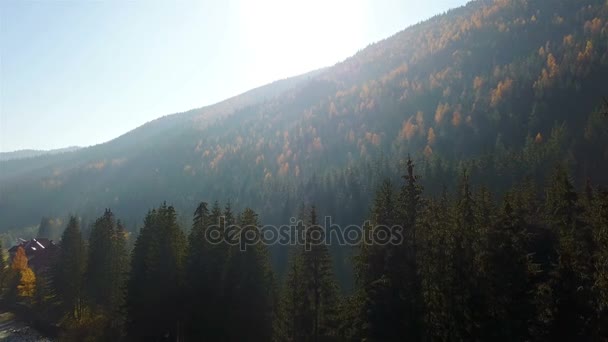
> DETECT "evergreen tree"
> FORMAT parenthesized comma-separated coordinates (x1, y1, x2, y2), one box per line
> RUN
(395, 157, 425, 340)
(85, 208, 129, 339)
(356, 179, 400, 341)
(278, 205, 340, 342)
(418, 192, 453, 341)
(109, 219, 129, 338)
(480, 191, 534, 341)
(37, 217, 52, 239)
(126, 203, 187, 341)
(53, 216, 86, 320)
(185, 200, 231, 340)
(449, 172, 481, 340)
(276, 246, 307, 342)
(544, 166, 596, 339)
(223, 208, 275, 341)
(85, 209, 116, 309)
(302, 206, 340, 341)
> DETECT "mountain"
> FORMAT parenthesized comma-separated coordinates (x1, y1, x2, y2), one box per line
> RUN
(0, 146, 81, 162)
(1, 0, 608, 235)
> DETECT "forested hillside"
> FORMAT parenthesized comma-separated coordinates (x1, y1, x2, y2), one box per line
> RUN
(2, 0, 608, 232)
(2, 161, 608, 341)
(0, 146, 81, 162)
(1, 0, 608, 340)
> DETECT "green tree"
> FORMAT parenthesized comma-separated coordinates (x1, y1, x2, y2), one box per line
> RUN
(544, 166, 596, 339)
(223, 207, 275, 341)
(184, 200, 232, 340)
(395, 157, 425, 340)
(126, 203, 187, 341)
(356, 179, 400, 341)
(276, 247, 307, 342)
(278, 205, 340, 342)
(85, 208, 129, 337)
(53, 216, 86, 319)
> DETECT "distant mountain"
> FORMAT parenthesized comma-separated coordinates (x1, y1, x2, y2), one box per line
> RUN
(0, 146, 81, 161)
(1, 0, 607, 234)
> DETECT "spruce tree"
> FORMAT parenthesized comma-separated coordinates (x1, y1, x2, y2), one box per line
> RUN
(84, 209, 129, 338)
(223, 208, 275, 341)
(185, 201, 210, 340)
(356, 180, 401, 341)
(53, 216, 86, 319)
(302, 205, 340, 341)
(418, 192, 453, 340)
(278, 205, 340, 342)
(37, 217, 52, 239)
(85, 209, 116, 309)
(544, 166, 595, 339)
(479, 190, 534, 341)
(395, 157, 425, 340)
(448, 172, 483, 340)
(126, 203, 187, 341)
(276, 246, 307, 342)
(185, 200, 230, 340)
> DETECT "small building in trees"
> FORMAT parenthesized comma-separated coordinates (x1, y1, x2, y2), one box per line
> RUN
(8, 238, 58, 272)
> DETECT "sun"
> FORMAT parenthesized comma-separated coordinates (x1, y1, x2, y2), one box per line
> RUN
(237, 0, 367, 79)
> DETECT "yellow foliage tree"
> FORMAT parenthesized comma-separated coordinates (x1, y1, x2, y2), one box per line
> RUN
(490, 78, 514, 107)
(11, 246, 36, 299)
(18, 268, 36, 298)
(11, 246, 27, 270)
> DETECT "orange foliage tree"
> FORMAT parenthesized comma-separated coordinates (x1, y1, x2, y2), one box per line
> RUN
(10, 246, 36, 299)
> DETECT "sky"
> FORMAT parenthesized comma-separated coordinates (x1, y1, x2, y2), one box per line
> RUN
(0, 0, 468, 152)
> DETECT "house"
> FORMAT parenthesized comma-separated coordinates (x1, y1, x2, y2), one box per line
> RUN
(8, 238, 59, 272)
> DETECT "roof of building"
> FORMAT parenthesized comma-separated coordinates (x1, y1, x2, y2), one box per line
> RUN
(9, 238, 56, 254)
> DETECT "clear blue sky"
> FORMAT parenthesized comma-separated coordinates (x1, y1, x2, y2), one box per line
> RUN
(0, 0, 468, 152)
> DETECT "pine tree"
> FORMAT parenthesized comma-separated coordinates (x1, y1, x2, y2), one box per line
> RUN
(223, 208, 275, 341)
(126, 203, 187, 341)
(544, 166, 596, 339)
(53, 216, 86, 319)
(37, 217, 52, 239)
(480, 191, 534, 341)
(185, 201, 210, 339)
(108, 219, 129, 339)
(276, 246, 307, 342)
(356, 179, 399, 341)
(448, 172, 484, 340)
(86, 209, 116, 309)
(278, 205, 340, 342)
(303, 206, 340, 341)
(85, 208, 129, 338)
(395, 157, 425, 340)
(37, 217, 62, 241)
(418, 192, 453, 340)
(185, 200, 231, 340)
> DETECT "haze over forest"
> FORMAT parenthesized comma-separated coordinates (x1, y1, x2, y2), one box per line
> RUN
(1, 0, 608, 341)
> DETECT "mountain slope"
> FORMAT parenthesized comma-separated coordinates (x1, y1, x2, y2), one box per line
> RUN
(0, 146, 81, 161)
(1, 0, 608, 232)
